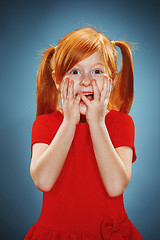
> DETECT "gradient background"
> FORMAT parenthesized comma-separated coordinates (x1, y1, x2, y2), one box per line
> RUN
(1, 0, 160, 239)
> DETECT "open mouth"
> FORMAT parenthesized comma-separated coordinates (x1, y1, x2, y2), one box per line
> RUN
(80, 92, 94, 104)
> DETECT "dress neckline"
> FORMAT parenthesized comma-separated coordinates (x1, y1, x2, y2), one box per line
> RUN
(55, 109, 114, 125)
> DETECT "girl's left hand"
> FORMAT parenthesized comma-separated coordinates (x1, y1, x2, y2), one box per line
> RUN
(79, 75, 112, 125)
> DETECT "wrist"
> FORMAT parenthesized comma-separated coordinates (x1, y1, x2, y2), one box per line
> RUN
(88, 118, 106, 128)
(62, 118, 77, 128)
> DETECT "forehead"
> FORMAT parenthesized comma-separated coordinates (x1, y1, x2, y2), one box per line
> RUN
(75, 51, 104, 67)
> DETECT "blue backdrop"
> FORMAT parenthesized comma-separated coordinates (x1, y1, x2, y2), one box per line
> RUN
(0, 0, 159, 239)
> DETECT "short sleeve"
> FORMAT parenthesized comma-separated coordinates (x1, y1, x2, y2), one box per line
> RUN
(30, 114, 51, 159)
(113, 114, 137, 163)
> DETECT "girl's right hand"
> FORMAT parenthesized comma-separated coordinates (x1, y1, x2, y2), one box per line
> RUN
(61, 77, 81, 125)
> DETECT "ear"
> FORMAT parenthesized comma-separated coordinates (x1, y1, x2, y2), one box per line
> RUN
(112, 72, 118, 88)
(52, 70, 56, 83)
(52, 70, 60, 91)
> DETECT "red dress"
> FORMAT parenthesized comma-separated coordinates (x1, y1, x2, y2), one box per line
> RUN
(24, 109, 143, 239)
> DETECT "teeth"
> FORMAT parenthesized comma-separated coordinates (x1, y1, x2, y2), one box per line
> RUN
(84, 93, 93, 96)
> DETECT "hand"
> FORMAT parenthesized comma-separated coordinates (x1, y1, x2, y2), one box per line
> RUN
(61, 77, 81, 125)
(79, 75, 112, 125)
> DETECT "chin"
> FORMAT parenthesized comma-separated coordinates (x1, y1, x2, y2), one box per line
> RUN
(80, 103, 87, 115)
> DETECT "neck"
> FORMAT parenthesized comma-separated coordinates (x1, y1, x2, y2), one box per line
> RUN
(58, 109, 110, 123)
(58, 109, 87, 123)
(79, 114, 87, 123)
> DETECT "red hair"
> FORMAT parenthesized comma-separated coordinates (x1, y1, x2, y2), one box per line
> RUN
(36, 27, 134, 117)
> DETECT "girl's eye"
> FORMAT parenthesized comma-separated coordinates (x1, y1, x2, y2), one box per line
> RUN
(94, 69, 102, 74)
(71, 69, 80, 74)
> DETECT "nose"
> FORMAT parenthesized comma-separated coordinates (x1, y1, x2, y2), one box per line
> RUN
(80, 73, 92, 86)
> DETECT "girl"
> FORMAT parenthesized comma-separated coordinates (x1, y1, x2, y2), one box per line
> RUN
(25, 27, 143, 239)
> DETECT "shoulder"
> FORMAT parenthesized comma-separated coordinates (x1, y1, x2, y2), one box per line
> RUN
(32, 111, 64, 138)
(33, 110, 63, 125)
(105, 109, 135, 136)
(109, 109, 134, 126)
(32, 113, 49, 130)
(110, 110, 136, 142)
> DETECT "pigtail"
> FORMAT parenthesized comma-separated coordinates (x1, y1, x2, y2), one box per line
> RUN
(36, 46, 58, 118)
(109, 41, 134, 114)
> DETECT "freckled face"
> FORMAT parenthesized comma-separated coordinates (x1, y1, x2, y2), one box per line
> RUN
(63, 51, 109, 115)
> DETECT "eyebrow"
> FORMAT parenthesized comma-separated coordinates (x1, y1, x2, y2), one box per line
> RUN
(75, 63, 105, 67)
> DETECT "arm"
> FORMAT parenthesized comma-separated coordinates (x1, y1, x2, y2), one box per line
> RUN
(30, 119, 76, 192)
(30, 77, 81, 192)
(89, 121, 132, 197)
(79, 77, 133, 198)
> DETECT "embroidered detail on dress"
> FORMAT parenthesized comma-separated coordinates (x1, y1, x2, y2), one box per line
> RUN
(100, 215, 131, 240)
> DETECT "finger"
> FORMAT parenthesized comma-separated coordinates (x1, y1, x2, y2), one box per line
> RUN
(92, 79, 100, 101)
(79, 92, 90, 105)
(71, 80, 75, 100)
(61, 79, 65, 102)
(104, 77, 112, 100)
(75, 92, 81, 104)
(63, 77, 69, 100)
(68, 79, 74, 101)
(100, 75, 110, 102)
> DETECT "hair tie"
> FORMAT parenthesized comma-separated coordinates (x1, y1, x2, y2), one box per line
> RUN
(111, 41, 116, 47)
